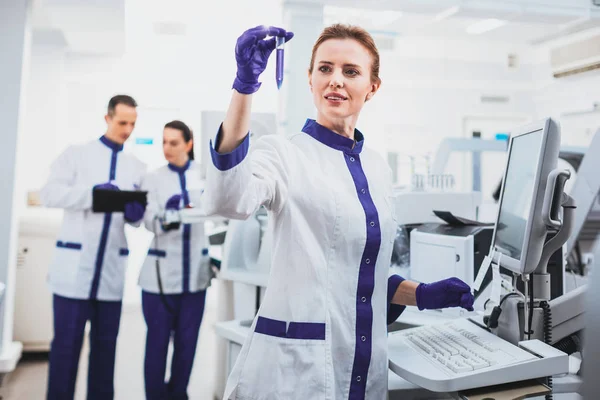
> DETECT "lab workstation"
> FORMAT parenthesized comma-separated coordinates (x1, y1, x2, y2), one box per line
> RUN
(3, 0, 600, 399)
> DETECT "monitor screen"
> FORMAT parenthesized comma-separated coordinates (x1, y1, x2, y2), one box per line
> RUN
(493, 130, 544, 260)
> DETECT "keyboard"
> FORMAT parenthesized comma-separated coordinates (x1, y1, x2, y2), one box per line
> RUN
(388, 317, 568, 392)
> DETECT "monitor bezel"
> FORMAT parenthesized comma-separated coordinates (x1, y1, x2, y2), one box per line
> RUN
(490, 119, 552, 275)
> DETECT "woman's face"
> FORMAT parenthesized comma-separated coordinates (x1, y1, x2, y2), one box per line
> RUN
(163, 127, 192, 165)
(309, 38, 379, 123)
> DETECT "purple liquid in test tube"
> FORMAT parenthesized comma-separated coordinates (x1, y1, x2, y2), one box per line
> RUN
(276, 36, 285, 89)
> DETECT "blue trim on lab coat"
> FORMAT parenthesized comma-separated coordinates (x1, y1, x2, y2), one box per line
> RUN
(99, 135, 124, 152)
(387, 275, 406, 325)
(148, 249, 167, 258)
(209, 124, 250, 171)
(89, 145, 120, 300)
(255, 316, 326, 340)
(301, 119, 364, 154)
(343, 152, 381, 400)
(167, 159, 191, 174)
(174, 166, 191, 294)
(56, 241, 82, 250)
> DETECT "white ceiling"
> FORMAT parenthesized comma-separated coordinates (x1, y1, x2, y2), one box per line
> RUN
(30, 0, 600, 56)
(32, 0, 125, 55)
(320, 0, 600, 45)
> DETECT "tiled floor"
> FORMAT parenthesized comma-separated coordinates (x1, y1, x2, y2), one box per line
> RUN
(2, 288, 219, 400)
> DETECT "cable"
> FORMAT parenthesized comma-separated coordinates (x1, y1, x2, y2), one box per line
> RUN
(153, 216, 174, 314)
(540, 301, 553, 400)
(500, 292, 523, 306)
(527, 278, 534, 340)
(575, 242, 585, 276)
(484, 291, 526, 329)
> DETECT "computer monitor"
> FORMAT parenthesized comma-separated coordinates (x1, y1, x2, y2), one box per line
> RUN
(490, 118, 562, 275)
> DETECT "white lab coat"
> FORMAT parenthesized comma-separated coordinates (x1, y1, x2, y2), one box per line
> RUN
(40, 137, 146, 301)
(138, 161, 211, 294)
(204, 119, 399, 400)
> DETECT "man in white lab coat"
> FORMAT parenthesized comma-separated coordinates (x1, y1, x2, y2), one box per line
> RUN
(40, 95, 147, 400)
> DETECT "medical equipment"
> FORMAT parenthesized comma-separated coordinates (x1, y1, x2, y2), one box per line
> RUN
(582, 209, 600, 397)
(390, 118, 582, 394)
(276, 36, 285, 89)
(410, 225, 565, 306)
(490, 119, 564, 276)
(563, 129, 600, 274)
(388, 318, 567, 392)
(390, 191, 482, 225)
(410, 225, 493, 293)
(163, 207, 226, 226)
(432, 137, 508, 192)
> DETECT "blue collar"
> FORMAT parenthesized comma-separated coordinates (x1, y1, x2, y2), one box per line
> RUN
(99, 135, 124, 152)
(301, 119, 364, 154)
(168, 159, 191, 174)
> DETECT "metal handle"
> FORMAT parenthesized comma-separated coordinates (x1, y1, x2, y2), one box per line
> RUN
(541, 169, 571, 229)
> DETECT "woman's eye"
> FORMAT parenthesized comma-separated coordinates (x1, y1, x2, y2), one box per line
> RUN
(346, 69, 359, 76)
(319, 66, 330, 73)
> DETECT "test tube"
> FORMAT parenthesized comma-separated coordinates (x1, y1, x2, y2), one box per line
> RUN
(276, 36, 285, 89)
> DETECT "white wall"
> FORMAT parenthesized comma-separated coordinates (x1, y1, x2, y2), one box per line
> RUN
(358, 36, 536, 195)
(531, 66, 600, 147)
(529, 29, 600, 146)
(23, 0, 285, 192)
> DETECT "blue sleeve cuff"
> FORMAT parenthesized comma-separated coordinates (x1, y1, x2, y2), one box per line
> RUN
(209, 123, 250, 171)
(387, 274, 406, 325)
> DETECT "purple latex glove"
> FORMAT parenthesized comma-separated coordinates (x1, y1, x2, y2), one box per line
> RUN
(124, 201, 145, 223)
(233, 25, 294, 94)
(93, 182, 119, 191)
(416, 277, 474, 311)
(165, 194, 182, 210)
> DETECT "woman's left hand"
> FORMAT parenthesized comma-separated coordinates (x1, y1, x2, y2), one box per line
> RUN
(165, 194, 182, 210)
(416, 277, 474, 311)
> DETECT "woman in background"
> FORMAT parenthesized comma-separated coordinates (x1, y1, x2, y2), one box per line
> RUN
(139, 120, 211, 400)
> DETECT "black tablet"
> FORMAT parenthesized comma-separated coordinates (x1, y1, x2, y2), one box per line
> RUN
(92, 189, 148, 213)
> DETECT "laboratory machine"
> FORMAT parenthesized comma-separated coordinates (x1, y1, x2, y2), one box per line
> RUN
(212, 118, 592, 398)
(389, 118, 586, 397)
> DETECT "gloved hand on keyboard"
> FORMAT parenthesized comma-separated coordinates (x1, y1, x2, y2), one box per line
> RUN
(93, 182, 119, 191)
(416, 277, 474, 311)
(233, 25, 294, 94)
(124, 201, 145, 223)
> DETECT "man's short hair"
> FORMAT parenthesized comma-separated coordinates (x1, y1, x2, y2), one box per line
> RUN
(107, 95, 137, 116)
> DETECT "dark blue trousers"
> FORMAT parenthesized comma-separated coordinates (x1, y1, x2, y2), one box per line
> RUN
(47, 294, 122, 400)
(142, 290, 206, 400)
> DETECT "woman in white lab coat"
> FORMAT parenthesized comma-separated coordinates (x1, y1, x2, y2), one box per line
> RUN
(204, 25, 475, 400)
(139, 120, 211, 400)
